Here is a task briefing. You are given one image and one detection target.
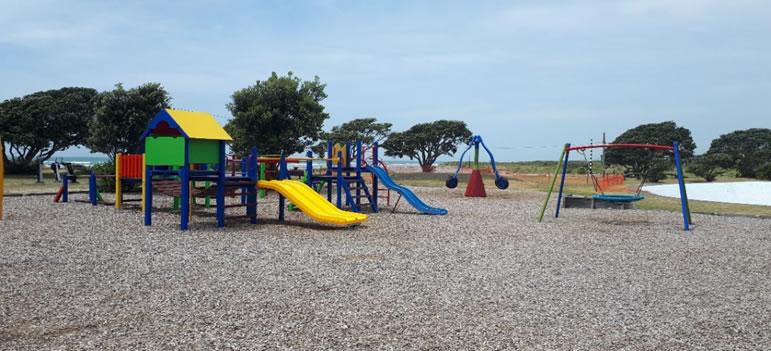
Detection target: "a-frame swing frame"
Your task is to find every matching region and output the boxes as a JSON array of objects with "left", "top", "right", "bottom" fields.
[{"left": 537, "top": 142, "right": 692, "bottom": 231}]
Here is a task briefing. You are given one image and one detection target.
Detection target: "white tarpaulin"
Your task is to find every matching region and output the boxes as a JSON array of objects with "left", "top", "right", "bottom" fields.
[{"left": 643, "top": 181, "right": 771, "bottom": 206}]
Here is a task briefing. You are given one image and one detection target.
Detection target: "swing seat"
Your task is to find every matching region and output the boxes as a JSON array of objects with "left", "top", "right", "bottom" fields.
[{"left": 592, "top": 194, "right": 645, "bottom": 203}]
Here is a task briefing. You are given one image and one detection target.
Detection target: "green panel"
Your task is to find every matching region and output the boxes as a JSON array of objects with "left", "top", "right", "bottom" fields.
[
  {"left": 145, "top": 136, "right": 185, "bottom": 166},
  {"left": 189, "top": 139, "right": 220, "bottom": 164}
]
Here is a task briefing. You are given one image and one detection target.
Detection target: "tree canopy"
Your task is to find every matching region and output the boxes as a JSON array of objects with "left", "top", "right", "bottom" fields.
[
  {"left": 312, "top": 118, "right": 392, "bottom": 156},
  {"left": 0, "top": 87, "right": 97, "bottom": 172},
  {"left": 688, "top": 153, "right": 732, "bottom": 182},
  {"left": 225, "top": 72, "right": 329, "bottom": 156},
  {"left": 604, "top": 121, "right": 695, "bottom": 181},
  {"left": 382, "top": 120, "right": 471, "bottom": 172},
  {"left": 87, "top": 83, "right": 171, "bottom": 160},
  {"left": 703, "top": 128, "right": 771, "bottom": 179}
]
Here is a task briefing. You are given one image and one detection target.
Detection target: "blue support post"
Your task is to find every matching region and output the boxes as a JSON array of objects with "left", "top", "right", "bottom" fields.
[
  {"left": 62, "top": 174, "right": 69, "bottom": 203},
  {"left": 673, "top": 141, "right": 691, "bottom": 231},
  {"left": 336, "top": 151, "right": 343, "bottom": 209},
  {"left": 216, "top": 141, "right": 226, "bottom": 228},
  {"left": 555, "top": 144, "right": 571, "bottom": 218},
  {"left": 89, "top": 172, "right": 97, "bottom": 206},
  {"left": 180, "top": 140, "right": 190, "bottom": 231},
  {"left": 144, "top": 166, "right": 153, "bottom": 226},
  {"left": 345, "top": 142, "right": 351, "bottom": 206},
  {"left": 326, "top": 140, "right": 333, "bottom": 201},
  {"left": 355, "top": 140, "right": 362, "bottom": 207},
  {"left": 247, "top": 147, "right": 258, "bottom": 224},
  {"left": 371, "top": 142, "right": 379, "bottom": 212},
  {"left": 278, "top": 153, "right": 286, "bottom": 223},
  {"left": 306, "top": 151, "right": 313, "bottom": 187}
]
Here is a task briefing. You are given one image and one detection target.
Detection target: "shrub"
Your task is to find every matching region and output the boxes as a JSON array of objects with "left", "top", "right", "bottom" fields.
[
  {"left": 688, "top": 154, "right": 731, "bottom": 182},
  {"left": 756, "top": 162, "right": 771, "bottom": 180},
  {"left": 89, "top": 161, "right": 116, "bottom": 193}
]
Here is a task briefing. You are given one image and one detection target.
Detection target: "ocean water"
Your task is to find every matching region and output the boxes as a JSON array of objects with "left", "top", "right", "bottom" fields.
[{"left": 45, "top": 156, "right": 110, "bottom": 166}]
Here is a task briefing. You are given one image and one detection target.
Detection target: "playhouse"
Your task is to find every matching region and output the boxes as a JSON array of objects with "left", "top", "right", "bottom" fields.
[{"left": 141, "top": 108, "right": 257, "bottom": 230}]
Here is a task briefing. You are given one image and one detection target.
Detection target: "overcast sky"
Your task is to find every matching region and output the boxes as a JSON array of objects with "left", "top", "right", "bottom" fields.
[{"left": 2, "top": 0, "right": 769, "bottom": 161}]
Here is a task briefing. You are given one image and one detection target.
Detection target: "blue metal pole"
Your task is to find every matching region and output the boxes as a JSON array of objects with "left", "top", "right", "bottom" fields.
[
  {"left": 555, "top": 144, "right": 571, "bottom": 218},
  {"left": 336, "top": 151, "right": 343, "bottom": 209},
  {"left": 372, "top": 142, "right": 379, "bottom": 212},
  {"left": 216, "top": 141, "right": 226, "bottom": 228},
  {"left": 326, "top": 140, "right": 333, "bottom": 201},
  {"left": 180, "top": 140, "right": 190, "bottom": 231},
  {"left": 248, "top": 147, "right": 258, "bottom": 224},
  {"left": 345, "top": 141, "right": 352, "bottom": 207},
  {"left": 355, "top": 140, "right": 362, "bottom": 208},
  {"left": 673, "top": 141, "right": 691, "bottom": 231},
  {"left": 144, "top": 165, "right": 152, "bottom": 226},
  {"left": 62, "top": 174, "right": 69, "bottom": 203},
  {"left": 89, "top": 172, "right": 97, "bottom": 206},
  {"left": 306, "top": 150, "right": 313, "bottom": 186},
  {"left": 278, "top": 153, "right": 286, "bottom": 223}
]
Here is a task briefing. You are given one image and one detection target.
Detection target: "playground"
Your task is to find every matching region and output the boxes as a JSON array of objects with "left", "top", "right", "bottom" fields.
[
  {"left": 1, "top": 188, "right": 770, "bottom": 349},
  {"left": 2, "top": 112, "right": 770, "bottom": 349}
]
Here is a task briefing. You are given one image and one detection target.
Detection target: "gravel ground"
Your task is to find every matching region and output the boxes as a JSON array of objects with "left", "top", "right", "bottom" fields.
[{"left": 1, "top": 188, "right": 770, "bottom": 350}]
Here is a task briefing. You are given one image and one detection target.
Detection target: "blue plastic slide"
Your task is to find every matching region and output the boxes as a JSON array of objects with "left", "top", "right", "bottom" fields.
[{"left": 366, "top": 165, "right": 448, "bottom": 215}]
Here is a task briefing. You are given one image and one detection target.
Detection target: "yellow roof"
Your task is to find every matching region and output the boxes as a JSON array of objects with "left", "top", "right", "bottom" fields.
[{"left": 165, "top": 109, "right": 233, "bottom": 141}]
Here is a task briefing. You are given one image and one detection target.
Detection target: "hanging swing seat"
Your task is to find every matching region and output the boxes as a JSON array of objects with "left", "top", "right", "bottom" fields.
[{"left": 592, "top": 193, "right": 645, "bottom": 202}]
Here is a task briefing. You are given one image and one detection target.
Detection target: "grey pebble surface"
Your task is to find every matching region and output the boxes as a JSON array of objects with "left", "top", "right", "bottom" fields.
[{"left": 1, "top": 188, "right": 770, "bottom": 350}]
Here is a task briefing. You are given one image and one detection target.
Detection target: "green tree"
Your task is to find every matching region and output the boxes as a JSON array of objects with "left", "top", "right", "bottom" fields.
[
  {"left": 87, "top": 83, "right": 171, "bottom": 161},
  {"left": 0, "top": 87, "right": 97, "bottom": 173},
  {"left": 756, "top": 162, "right": 771, "bottom": 180},
  {"left": 688, "top": 153, "right": 732, "bottom": 182},
  {"left": 382, "top": 120, "right": 472, "bottom": 172},
  {"left": 604, "top": 121, "right": 696, "bottom": 182},
  {"left": 312, "top": 118, "right": 392, "bottom": 156},
  {"left": 225, "top": 72, "right": 329, "bottom": 156},
  {"left": 704, "top": 128, "right": 771, "bottom": 178}
]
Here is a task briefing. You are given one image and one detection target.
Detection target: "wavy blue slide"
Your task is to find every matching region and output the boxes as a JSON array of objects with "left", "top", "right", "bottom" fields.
[{"left": 366, "top": 165, "right": 448, "bottom": 215}]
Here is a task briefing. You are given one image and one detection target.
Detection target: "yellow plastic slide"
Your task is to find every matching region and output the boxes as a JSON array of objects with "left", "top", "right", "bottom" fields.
[{"left": 257, "top": 180, "right": 368, "bottom": 226}]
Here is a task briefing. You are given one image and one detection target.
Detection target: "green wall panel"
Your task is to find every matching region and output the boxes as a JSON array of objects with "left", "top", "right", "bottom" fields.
[
  {"left": 145, "top": 136, "right": 185, "bottom": 166},
  {"left": 189, "top": 139, "right": 220, "bottom": 165}
]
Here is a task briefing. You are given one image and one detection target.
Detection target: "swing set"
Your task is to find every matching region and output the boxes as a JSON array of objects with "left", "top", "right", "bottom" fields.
[
  {"left": 538, "top": 142, "right": 692, "bottom": 231},
  {"left": 574, "top": 145, "right": 657, "bottom": 203}
]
